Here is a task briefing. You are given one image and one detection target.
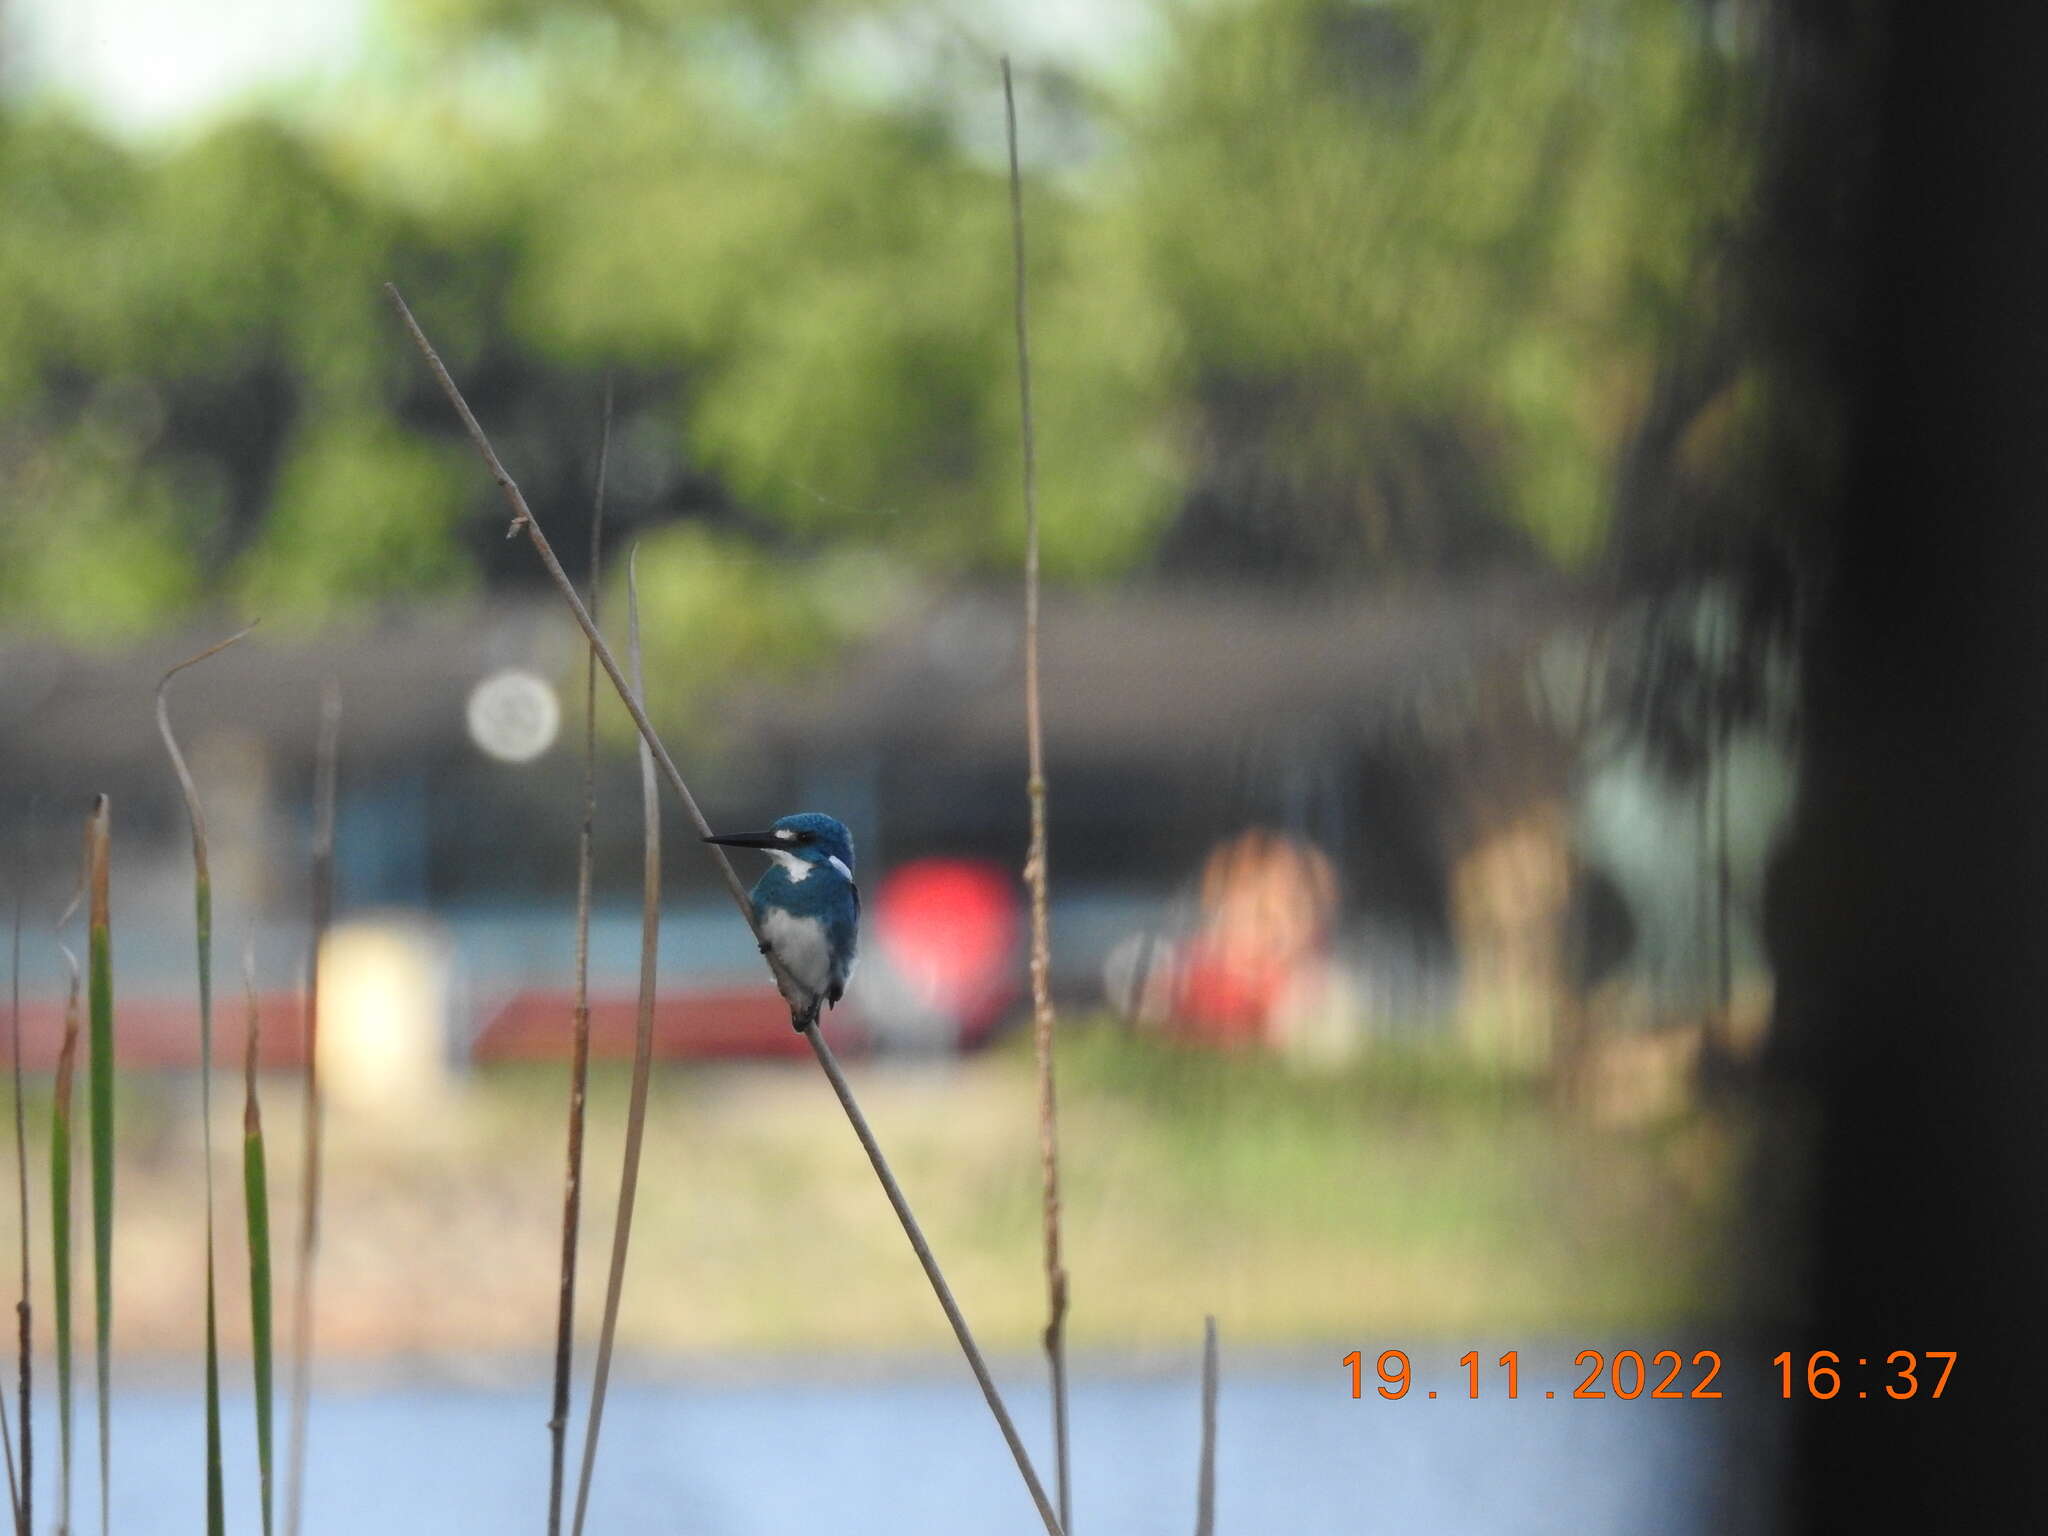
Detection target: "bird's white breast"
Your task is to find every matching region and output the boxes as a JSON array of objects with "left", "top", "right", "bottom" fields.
[{"left": 761, "top": 906, "right": 833, "bottom": 996}]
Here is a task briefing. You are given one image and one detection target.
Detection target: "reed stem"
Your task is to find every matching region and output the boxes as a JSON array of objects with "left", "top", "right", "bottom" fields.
[
  {"left": 549, "top": 380, "right": 611, "bottom": 1536},
  {"left": 387, "top": 283, "right": 1066, "bottom": 1536},
  {"left": 158, "top": 626, "right": 254, "bottom": 1536},
  {"left": 568, "top": 550, "right": 659, "bottom": 1536},
  {"left": 1002, "top": 55, "right": 1073, "bottom": 1534}
]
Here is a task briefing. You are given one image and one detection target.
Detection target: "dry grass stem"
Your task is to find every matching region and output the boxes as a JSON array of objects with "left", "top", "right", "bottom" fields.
[
  {"left": 386, "top": 282, "right": 1065, "bottom": 1536},
  {"left": 568, "top": 549, "right": 659, "bottom": 1536},
  {"left": 1002, "top": 55, "right": 1073, "bottom": 1532},
  {"left": 550, "top": 378, "right": 611, "bottom": 1536},
  {"left": 157, "top": 625, "right": 255, "bottom": 1536}
]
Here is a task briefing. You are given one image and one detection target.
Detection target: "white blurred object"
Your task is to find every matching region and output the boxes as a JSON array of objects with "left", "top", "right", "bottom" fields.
[
  {"left": 465, "top": 669, "right": 560, "bottom": 764},
  {"left": 1268, "top": 961, "right": 1368, "bottom": 1070},
  {"left": 318, "top": 916, "right": 454, "bottom": 1113}
]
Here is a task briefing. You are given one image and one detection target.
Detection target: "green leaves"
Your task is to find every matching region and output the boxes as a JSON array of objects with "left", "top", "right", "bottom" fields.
[
  {"left": 236, "top": 417, "right": 472, "bottom": 622},
  {"left": 1134, "top": 0, "right": 1753, "bottom": 568},
  {"left": 0, "top": 0, "right": 1761, "bottom": 635}
]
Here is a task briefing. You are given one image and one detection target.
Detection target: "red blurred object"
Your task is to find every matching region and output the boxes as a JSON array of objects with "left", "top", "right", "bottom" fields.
[
  {"left": 1, "top": 995, "right": 308, "bottom": 1070},
  {"left": 1168, "top": 939, "right": 1290, "bottom": 1043},
  {"left": 872, "top": 857, "right": 1019, "bottom": 1042},
  {"left": 473, "top": 986, "right": 862, "bottom": 1061}
]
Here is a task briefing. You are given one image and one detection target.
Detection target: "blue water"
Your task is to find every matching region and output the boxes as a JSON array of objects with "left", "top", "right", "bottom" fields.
[{"left": 33, "top": 1354, "right": 1790, "bottom": 1534}]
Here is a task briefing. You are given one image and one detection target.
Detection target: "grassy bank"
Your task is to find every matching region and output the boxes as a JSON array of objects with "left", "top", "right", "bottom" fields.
[{"left": 3, "top": 1024, "right": 1791, "bottom": 1363}]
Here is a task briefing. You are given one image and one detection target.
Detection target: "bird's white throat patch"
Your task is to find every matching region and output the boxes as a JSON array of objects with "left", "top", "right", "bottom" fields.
[{"left": 768, "top": 849, "right": 852, "bottom": 884}]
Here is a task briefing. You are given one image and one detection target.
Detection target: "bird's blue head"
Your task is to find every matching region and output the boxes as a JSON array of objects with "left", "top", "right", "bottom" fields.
[{"left": 703, "top": 811, "right": 855, "bottom": 880}]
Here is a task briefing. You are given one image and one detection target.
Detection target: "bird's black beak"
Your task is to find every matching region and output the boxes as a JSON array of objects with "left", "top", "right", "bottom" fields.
[{"left": 702, "top": 830, "right": 784, "bottom": 850}]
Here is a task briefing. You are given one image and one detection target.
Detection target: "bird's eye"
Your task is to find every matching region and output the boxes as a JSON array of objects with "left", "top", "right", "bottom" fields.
[{"left": 796, "top": 830, "right": 815, "bottom": 844}]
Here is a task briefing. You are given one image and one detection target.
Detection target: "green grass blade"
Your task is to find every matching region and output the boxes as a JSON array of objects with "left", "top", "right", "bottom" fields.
[
  {"left": 51, "top": 934, "right": 79, "bottom": 1536},
  {"left": 243, "top": 950, "right": 275, "bottom": 1536},
  {"left": 158, "top": 628, "right": 250, "bottom": 1536},
  {"left": 84, "top": 798, "right": 113, "bottom": 1536}
]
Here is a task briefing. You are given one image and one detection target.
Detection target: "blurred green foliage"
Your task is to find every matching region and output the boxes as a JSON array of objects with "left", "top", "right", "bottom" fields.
[{"left": 0, "top": 0, "right": 1760, "bottom": 662}]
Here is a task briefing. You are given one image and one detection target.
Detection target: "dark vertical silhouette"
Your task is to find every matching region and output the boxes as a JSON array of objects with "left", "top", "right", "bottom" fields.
[{"left": 1771, "top": 5, "right": 2048, "bottom": 1526}]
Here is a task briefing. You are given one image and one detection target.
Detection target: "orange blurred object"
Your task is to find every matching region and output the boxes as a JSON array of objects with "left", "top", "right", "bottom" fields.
[{"left": 1170, "top": 829, "right": 1339, "bottom": 1043}]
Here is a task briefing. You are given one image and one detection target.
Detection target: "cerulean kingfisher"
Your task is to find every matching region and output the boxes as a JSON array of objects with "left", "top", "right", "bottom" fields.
[{"left": 703, "top": 811, "right": 859, "bottom": 1031}]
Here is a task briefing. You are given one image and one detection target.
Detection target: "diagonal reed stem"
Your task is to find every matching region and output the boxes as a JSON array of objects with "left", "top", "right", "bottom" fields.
[
  {"left": 1002, "top": 55, "right": 1073, "bottom": 1535},
  {"left": 386, "top": 282, "right": 1066, "bottom": 1536},
  {"left": 568, "top": 550, "right": 659, "bottom": 1536},
  {"left": 157, "top": 625, "right": 256, "bottom": 1536},
  {"left": 549, "top": 379, "right": 611, "bottom": 1536},
  {"left": 283, "top": 682, "right": 340, "bottom": 1536}
]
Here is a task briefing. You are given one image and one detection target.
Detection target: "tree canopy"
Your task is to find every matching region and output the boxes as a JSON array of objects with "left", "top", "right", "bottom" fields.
[{"left": 0, "top": 0, "right": 1771, "bottom": 680}]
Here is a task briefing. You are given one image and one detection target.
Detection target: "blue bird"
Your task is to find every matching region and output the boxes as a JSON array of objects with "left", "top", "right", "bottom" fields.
[{"left": 703, "top": 812, "right": 859, "bottom": 1031}]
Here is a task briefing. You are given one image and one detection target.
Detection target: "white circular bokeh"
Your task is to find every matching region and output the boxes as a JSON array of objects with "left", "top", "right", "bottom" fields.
[{"left": 466, "top": 668, "right": 561, "bottom": 763}]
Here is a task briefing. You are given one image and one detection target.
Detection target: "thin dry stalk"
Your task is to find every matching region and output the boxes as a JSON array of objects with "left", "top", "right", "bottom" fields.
[
  {"left": 1195, "top": 1317, "right": 1218, "bottom": 1536},
  {"left": 157, "top": 625, "right": 254, "bottom": 1536},
  {"left": 386, "top": 283, "right": 1065, "bottom": 1536},
  {"left": 568, "top": 550, "right": 658, "bottom": 1536},
  {"left": 8, "top": 892, "right": 27, "bottom": 1536},
  {"left": 549, "top": 379, "right": 611, "bottom": 1536},
  {"left": 283, "top": 682, "right": 339, "bottom": 1536},
  {"left": 1001, "top": 55, "right": 1073, "bottom": 1534}
]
